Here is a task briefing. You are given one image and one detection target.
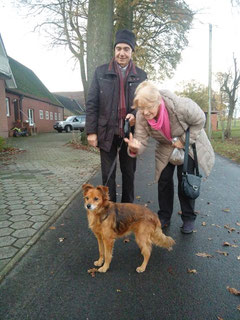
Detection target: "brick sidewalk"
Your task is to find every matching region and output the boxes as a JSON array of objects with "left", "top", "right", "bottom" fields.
[{"left": 0, "top": 132, "right": 100, "bottom": 281}]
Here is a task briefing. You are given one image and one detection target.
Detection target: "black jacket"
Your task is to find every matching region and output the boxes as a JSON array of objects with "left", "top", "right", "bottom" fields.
[{"left": 86, "top": 60, "right": 147, "bottom": 152}]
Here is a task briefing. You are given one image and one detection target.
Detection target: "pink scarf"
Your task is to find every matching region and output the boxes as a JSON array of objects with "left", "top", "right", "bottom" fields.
[{"left": 147, "top": 99, "right": 172, "bottom": 141}]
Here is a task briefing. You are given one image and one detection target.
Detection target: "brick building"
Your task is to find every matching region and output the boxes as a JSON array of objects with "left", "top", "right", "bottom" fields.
[{"left": 0, "top": 34, "right": 63, "bottom": 138}]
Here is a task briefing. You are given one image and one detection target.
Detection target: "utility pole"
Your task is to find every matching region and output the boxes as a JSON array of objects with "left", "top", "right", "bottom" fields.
[{"left": 208, "top": 24, "right": 212, "bottom": 139}]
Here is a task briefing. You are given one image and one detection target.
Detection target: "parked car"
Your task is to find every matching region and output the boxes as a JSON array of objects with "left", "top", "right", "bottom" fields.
[{"left": 53, "top": 115, "right": 86, "bottom": 133}]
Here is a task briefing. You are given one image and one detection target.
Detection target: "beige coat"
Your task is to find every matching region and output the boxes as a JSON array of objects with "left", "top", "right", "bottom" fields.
[{"left": 133, "top": 90, "right": 215, "bottom": 182}]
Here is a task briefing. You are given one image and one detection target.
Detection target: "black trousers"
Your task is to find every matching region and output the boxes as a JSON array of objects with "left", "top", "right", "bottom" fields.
[
  {"left": 100, "top": 135, "right": 136, "bottom": 203},
  {"left": 158, "top": 155, "right": 196, "bottom": 222}
]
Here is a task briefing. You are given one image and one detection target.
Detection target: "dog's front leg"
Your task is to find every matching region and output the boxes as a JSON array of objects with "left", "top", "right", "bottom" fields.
[
  {"left": 94, "top": 234, "right": 104, "bottom": 267},
  {"left": 98, "top": 238, "right": 115, "bottom": 273}
]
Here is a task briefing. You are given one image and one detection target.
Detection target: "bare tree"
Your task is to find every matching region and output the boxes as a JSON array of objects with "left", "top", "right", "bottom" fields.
[{"left": 217, "top": 55, "right": 240, "bottom": 138}]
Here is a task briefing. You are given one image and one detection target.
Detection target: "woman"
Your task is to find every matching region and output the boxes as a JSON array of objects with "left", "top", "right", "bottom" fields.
[{"left": 124, "top": 81, "right": 215, "bottom": 234}]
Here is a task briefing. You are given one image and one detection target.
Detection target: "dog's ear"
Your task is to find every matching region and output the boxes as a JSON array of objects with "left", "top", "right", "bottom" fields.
[
  {"left": 82, "top": 183, "right": 93, "bottom": 194},
  {"left": 97, "top": 185, "right": 109, "bottom": 201}
]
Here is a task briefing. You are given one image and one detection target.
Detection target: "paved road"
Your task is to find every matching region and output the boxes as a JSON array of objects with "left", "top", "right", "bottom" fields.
[{"left": 0, "top": 136, "right": 240, "bottom": 320}]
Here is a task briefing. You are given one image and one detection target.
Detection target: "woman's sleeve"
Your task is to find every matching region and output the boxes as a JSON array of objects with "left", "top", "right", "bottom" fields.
[
  {"left": 132, "top": 111, "right": 150, "bottom": 155},
  {"left": 177, "top": 96, "right": 206, "bottom": 145}
]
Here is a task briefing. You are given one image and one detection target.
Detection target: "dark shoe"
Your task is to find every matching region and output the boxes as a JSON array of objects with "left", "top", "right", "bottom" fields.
[
  {"left": 160, "top": 218, "right": 171, "bottom": 229},
  {"left": 181, "top": 220, "right": 195, "bottom": 234}
]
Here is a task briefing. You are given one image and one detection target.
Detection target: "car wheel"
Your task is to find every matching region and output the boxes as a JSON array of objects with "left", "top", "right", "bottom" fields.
[{"left": 65, "top": 126, "right": 71, "bottom": 133}]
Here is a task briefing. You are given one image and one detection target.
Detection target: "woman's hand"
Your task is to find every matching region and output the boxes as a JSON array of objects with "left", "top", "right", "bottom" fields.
[
  {"left": 124, "top": 133, "right": 141, "bottom": 153},
  {"left": 126, "top": 113, "right": 135, "bottom": 127},
  {"left": 172, "top": 139, "right": 184, "bottom": 149}
]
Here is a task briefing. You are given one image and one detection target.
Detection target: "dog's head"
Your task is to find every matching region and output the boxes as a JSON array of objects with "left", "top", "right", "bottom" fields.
[{"left": 82, "top": 183, "right": 110, "bottom": 211}]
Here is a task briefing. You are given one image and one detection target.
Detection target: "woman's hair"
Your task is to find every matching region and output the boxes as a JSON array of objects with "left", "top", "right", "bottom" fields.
[{"left": 132, "top": 81, "right": 161, "bottom": 109}]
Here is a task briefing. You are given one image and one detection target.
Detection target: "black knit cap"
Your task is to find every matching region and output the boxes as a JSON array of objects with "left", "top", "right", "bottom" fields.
[{"left": 114, "top": 29, "right": 135, "bottom": 51}]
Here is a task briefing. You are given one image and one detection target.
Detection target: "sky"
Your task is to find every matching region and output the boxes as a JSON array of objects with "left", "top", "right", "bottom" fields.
[{"left": 0, "top": 0, "right": 240, "bottom": 93}]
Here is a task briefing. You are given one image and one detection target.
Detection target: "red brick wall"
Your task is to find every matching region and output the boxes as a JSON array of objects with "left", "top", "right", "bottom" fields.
[
  {"left": 0, "top": 80, "right": 9, "bottom": 138},
  {"left": 5, "top": 92, "right": 64, "bottom": 135}
]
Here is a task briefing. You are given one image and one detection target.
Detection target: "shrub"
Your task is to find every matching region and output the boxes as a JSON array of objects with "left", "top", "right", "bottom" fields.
[{"left": 0, "top": 136, "right": 6, "bottom": 152}]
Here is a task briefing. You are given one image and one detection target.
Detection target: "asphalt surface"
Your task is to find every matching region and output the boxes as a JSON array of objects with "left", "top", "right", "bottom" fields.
[{"left": 0, "top": 134, "right": 240, "bottom": 320}]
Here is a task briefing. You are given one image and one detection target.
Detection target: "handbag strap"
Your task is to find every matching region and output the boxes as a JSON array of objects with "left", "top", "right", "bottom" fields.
[{"left": 183, "top": 128, "right": 200, "bottom": 176}]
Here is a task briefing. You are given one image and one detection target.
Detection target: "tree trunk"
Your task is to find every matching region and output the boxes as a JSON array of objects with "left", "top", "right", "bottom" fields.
[
  {"left": 115, "top": 0, "right": 133, "bottom": 30},
  {"left": 224, "top": 101, "right": 235, "bottom": 138},
  {"left": 87, "top": 0, "right": 114, "bottom": 92}
]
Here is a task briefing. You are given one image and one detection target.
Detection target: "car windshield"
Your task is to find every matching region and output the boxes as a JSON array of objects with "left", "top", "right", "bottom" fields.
[{"left": 65, "top": 116, "right": 75, "bottom": 122}]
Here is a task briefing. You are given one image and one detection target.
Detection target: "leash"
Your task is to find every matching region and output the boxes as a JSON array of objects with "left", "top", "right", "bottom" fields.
[{"left": 104, "top": 119, "right": 130, "bottom": 186}]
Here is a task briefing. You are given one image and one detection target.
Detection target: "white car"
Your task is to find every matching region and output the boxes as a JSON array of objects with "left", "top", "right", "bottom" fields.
[{"left": 54, "top": 115, "right": 86, "bottom": 133}]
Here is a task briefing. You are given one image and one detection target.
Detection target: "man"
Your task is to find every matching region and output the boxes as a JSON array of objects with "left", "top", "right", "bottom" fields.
[{"left": 86, "top": 29, "right": 147, "bottom": 202}]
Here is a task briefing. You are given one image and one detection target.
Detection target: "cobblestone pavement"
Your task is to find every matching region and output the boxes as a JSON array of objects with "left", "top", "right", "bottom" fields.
[{"left": 0, "top": 132, "right": 100, "bottom": 281}]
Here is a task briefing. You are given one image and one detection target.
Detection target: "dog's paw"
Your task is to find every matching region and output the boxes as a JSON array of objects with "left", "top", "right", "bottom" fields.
[
  {"left": 98, "top": 265, "right": 109, "bottom": 273},
  {"left": 94, "top": 259, "right": 103, "bottom": 266},
  {"left": 136, "top": 266, "right": 146, "bottom": 273}
]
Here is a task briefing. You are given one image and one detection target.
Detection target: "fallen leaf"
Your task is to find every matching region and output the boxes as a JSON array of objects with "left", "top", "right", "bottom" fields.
[
  {"left": 216, "top": 250, "right": 229, "bottom": 256},
  {"left": 202, "top": 222, "right": 207, "bottom": 226},
  {"left": 187, "top": 268, "right": 197, "bottom": 274},
  {"left": 222, "top": 208, "right": 230, "bottom": 212},
  {"left": 236, "top": 222, "right": 240, "bottom": 227},
  {"left": 116, "top": 289, "right": 121, "bottom": 292},
  {"left": 227, "top": 286, "right": 240, "bottom": 296},
  {"left": 224, "top": 225, "right": 236, "bottom": 232},
  {"left": 59, "top": 237, "right": 65, "bottom": 242},
  {"left": 49, "top": 226, "right": 56, "bottom": 230},
  {"left": 208, "top": 238, "right": 213, "bottom": 241},
  {"left": 223, "top": 242, "right": 238, "bottom": 247},
  {"left": 87, "top": 268, "right": 98, "bottom": 277},
  {"left": 237, "top": 256, "right": 240, "bottom": 260},
  {"left": 196, "top": 252, "right": 213, "bottom": 258},
  {"left": 217, "top": 317, "right": 224, "bottom": 320},
  {"left": 167, "top": 266, "right": 174, "bottom": 275},
  {"left": 212, "top": 224, "right": 221, "bottom": 228},
  {"left": 237, "top": 305, "right": 240, "bottom": 311}
]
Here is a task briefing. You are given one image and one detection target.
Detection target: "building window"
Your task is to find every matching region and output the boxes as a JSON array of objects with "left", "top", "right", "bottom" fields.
[
  {"left": 28, "top": 109, "right": 34, "bottom": 126},
  {"left": 54, "top": 112, "right": 57, "bottom": 120},
  {"left": 45, "top": 111, "right": 49, "bottom": 120},
  {"left": 39, "top": 110, "right": 44, "bottom": 119},
  {"left": 50, "top": 112, "right": 53, "bottom": 120},
  {"left": 6, "top": 97, "right": 10, "bottom": 117},
  {"left": 58, "top": 113, "right": 61, "bottom": 120}
]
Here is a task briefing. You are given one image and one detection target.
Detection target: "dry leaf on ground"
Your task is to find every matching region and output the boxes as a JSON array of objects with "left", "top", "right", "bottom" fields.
[
  {"left": 217, "top": 317, "right": 224, "bottom": 320},
  {"left": 187, "top": 268, "right": 197, "bottom": 274},
  {"left": 236, "top": 222, "right": 240, "bottom": 227},
  {"left": 223, "top": 242, "right": 238, "bottom": 247},
  {"left": 222, "top": 208, "right": 230, "bottom": 212},
  {"left": 49, "top": 226, "right": 56, "bottom": 230},
  {"left": 202, "top": 222, "right": 207, "bottom": 226},
  {"left": 216, "top": 250, "right": 229, "bottom": 256},
  {"left": 58, "top": 237, "right": 65, "bottom": 242},
  {"left": 237, "top": 256, "right": 240, "bottom": 260},
  {"left": 224, "top": 225, "right": 236, "bottom": 232},
  {"left": 227, "top": 286, "right": 240, "bottom": 296},
  {"left": 87, "top": 268, "right": 98, "bottom": 277},
  {"left": 196, "top": 252, "right": 213, "bottom": 258},
  {"left": 237, "top": 305, "right": 240, "bottom": 311}
]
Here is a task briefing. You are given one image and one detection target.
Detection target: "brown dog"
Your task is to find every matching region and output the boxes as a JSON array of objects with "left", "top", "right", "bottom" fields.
[{"left": 82, "top": 183, "right": 175, "bottom": 273}]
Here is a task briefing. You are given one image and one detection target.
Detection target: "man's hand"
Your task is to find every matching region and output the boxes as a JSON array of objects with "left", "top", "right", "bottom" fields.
[
  {"left": 124, "top": 133, "right": 141, "bottom": 153},
  {"left": 87, "top": 134, "right": 98, "bottom": 147},
  {"left": 126, "top": 113, "right": 135, "bottom": 127}
]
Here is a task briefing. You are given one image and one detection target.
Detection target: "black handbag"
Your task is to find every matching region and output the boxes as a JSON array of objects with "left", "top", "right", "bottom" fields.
[{"left": 181, "top": 128, "right": 202, "bottom": 200}]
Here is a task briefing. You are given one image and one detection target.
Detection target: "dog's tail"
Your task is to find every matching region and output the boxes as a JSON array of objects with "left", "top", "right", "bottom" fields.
[{"left": 151, "top": 227, "right": 175, "bottom": 251}]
